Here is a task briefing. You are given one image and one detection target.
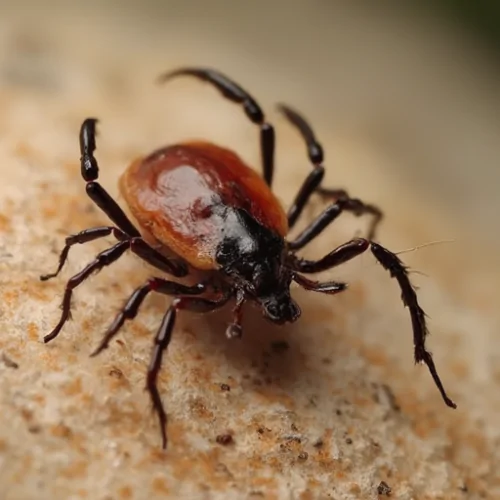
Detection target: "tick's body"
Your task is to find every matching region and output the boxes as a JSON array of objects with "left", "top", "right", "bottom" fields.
[
  {"left": 41, "top": 67, "right": 456, "bottom": 449},
  {"left": 121, "top": 142, "right": 287, "bottom": 270}
]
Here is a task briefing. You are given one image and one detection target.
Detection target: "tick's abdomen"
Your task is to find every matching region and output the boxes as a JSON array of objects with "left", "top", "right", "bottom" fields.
[{"left": 120, "top": 141, "right": 288, "bottom": 269}]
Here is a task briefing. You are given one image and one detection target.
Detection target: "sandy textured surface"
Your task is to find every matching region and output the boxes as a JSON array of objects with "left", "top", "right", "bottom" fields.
[{"left": 1, "top": 2, "right": 500, "bottom": 499}]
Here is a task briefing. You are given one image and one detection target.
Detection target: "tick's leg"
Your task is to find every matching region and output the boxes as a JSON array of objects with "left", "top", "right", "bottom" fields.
[
  {"left": 41, "top": 225, "right": 187, "bottom": 281},
  {"left": 44, "top": 237, "right": 190, "bottom": 343},
  {"left": 158, "top": 68, "right": 275, "bottom": 186},
  {"left": 292, "top": 273, "right": 347, "bottom": 295},
  {"left": 290, "top": 238, "right": 456, "bottom": 409},
  {"left": 40, "top": 226, "right": 127, "bottom": 281},
  {"left": 44, "top": 241, "right": 129, "bottom": 343},
  {"left": 370, "top": 242, "right": 456, "bottom": 409},
  {"left": 290, "top": 238, "right": 370, "bottom": 273},
  {"left": 318, "top": 188, "right": 383, "bottom": 241},
  {"left": 279, "top": 105, "right": 383, "bottom": 238},
  {"left": 80, "top": 118, "right": 141, "bottom": 236},
  {"left": 225, "top": 289, "right": 245, "bottom": 339},
  {"left": 278, "top": 104, "right": 325, "bottom": 228},
  {"left": 146, "top": 295, "right": 232, "bottom": 449},
  {"left": 288, "top": 199, "right": 351, "bottom": 251},
  {"left": 288, "top": 195, "right": 383, "bottom": 251},
  {"left": 90, "top": 278, "right": 206, "bottom": 357},
  {"left": 316, "top": 188, "right": 348, "bottom": 199}
]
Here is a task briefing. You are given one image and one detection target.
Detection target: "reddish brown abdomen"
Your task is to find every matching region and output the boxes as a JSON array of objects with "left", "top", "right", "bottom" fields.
[{"left": 119, "top": 141, "right": 288, "bottom": 270}]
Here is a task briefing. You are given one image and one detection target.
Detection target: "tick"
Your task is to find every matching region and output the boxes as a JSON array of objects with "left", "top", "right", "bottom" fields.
[{"left": 41, "top": 67, "right": 456, "bottom": 448}]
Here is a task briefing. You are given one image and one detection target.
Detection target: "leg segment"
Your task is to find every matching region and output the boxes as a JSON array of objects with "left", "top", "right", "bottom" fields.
[
  {"left": 278, "top": 105, "right": 383, "bottom": 238},
  {"left": 40, "top": 226, "right": 127, "bottom": 281},
  {"left": 288, "top": 199, "right": 348, "bottom": 251},
  {"left": 158, "top": 68, "right": 276, "bottom": 186},
  {"left": 79, "top": 118, "right": 141, "bottom": 237},
  {"left": 289, "top": 238, "right": 456, "bottom": 409},
  {"left": 90, "top": 278, "right": 206, "bottom": 357},
  {"left": 278, "top": 105, "right": 325, "bottom": 228},
  {"left": 370, "top": 243, "right": 456, "bottom": 409},
  {"left": 292, "top": 273, "right": 347, "bottom": 295},
  {"left": 316, "top": 187, "right": 348, "bottom": 199},
  {"left": 44, "top": 236, "right": 189, "bottom": 343},
  {"left": 291, "top": 238, "right": 369, "bottom": 273},
  {"left": 225, "top": 288, "right": 245, "bottom": 339},
  {"left": 41, "top": 226, "right": 187, "bottom": 281},
  {"left": 44, "top": 241, "right": 129, "bottom": 343},
  {"left": 319, "top": 188, "right": 383, "bottom": 241},
  {"left": 146, "top": 295, "right": 232, "bottom": 448},
  {"left": 288, "top": 197, "right": 383, "bottom": 251}
]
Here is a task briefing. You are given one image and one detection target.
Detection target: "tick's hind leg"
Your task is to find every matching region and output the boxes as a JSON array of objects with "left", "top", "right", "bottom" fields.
[
  {"left": 40, "top": 226, "right": 126, "bottom": 281},
  {"left": 44, "top": 241, "right": 130, "bottom": 343},
  {"left": 158, "top": 68, "right": 276, "bottom": 186},
  {"left": 42, "top": 223, "right": 187, "bottom": 282},
  {"left": 44, "top": 237, "right": 189, "bottom": 343},
  {"left": 146, "top": 295, "right": 231, "bottom": 448},
  {"left": 90, "top": 280, "right": 230, "bottom": 448},
  {"left": 278, "top": 104, "right": 383, "bottom": 239},
  {"left": 90, "top": 278, "right": 206, "bottom": 357}
]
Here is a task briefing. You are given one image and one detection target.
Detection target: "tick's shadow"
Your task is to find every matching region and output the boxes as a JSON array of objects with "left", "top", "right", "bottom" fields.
[{"left": 149, "top": 287, "right": 341, "bottom": 390}]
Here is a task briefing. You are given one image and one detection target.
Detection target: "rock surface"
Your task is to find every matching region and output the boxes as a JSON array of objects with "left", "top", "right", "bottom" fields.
[{"left": 0, "top": 2, "right": 499, "bottom": 499}]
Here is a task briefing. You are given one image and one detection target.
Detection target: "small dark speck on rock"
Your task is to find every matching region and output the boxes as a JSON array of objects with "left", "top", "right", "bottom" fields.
[
  {"left": 307, "top": 395, "right": 318, "bottom": 407},
  {"left": 377, "top": 481, "right": 392, "bottom": 496},
  {"left": 284, "top": 435, "right": 301, "bottom": 443},
  {"left": 249, "top": 492, "right": 264, "bottom": 498},
  {"left": 216, "top": 433, "right": 234, "bottom": 446},
  {"left": 381, "top": 384, "right": 401, "bottom": 412},
  {"left": 109, "top": 368, "right": 123, "bottom": 379},
  {"left": 298, "top": 452, "right": 308, "bottom": 460},
  {"left": 1, "top": 352, "right": 19, "bottom": 369},
  {"left": 336, "top": 409, "right": 342, "bottom": 416},
  {"left": 313, "top": 438, "right": 324, "bottom": 448},
  {"left": 220, "top": 383, "right": 231, "bottom": 391},
  {"left": 215, "top": 462, "right": 233, "bottom": 477},
  {"left": 345, "top": 437, "right": 353, "bottom": 445},
  {"left": 270, "top": 340, "right": 289, "bottom": 354},
  {"left": 459, "top": 484, "right": 468, "bottom": 493}
]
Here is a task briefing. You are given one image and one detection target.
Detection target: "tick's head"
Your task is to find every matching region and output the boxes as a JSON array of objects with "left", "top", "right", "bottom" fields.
[
  {"left": 244, "top": 256, "right": 301, "bottom": 324},
  {"left": 215, "top": 208, "right": 301, "bottom": 324},
  {"left": 257, "top": 289, "right": 301, "bottom": 324}
]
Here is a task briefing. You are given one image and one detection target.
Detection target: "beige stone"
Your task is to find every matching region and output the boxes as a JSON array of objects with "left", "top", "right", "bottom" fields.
[{"left": 1, "top": 2, "right": 499, "bottom": 499}]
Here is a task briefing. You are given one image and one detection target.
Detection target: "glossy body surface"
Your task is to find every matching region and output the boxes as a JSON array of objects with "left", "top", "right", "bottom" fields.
[{"left": 120, "top": 141, "right": 288, "bottom": 270}]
